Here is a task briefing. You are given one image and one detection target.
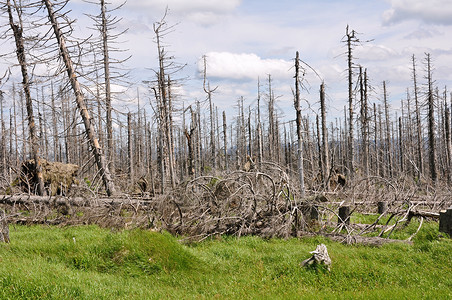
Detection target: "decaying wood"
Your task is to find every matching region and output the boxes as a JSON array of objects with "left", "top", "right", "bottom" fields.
[
  {"left": 301, "top": 244, "right": 331, "bottom": 270},
  {"left": 325, "top": 234, "right": 413, "bottom": 246}
]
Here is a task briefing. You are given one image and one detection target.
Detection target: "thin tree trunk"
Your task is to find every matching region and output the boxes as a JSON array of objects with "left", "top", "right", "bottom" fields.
[
  {"left": 425, "top": 54, "right": 437, "bottom": 184},
  {"left": 7, "top": 0, "right": 45, "bottom": 195},
  {"left": 127, "top": 112, "right": 133, "bottom": 183},
  {"left": 412, "top": 55, "right": 424, "bottom": 178},
  {"left": 222, "top": 111, "right": 228, "bottom": 170},
  {"left": 383, "top": 81, "right": 393, "bottom": 178},
  {"left": 346, "top": 26, "right": 355, "bottom": 180},
  {"left": 294, "top": 51, "right": 305, "bottom": 198},
  {"left": 320, "top": 83, "right": 329, "bottom": 188}
]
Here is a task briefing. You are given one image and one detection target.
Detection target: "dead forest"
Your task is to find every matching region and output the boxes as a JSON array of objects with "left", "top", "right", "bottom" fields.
[{"left": 0, "top": 1, "right": 451, "bottom": 242}]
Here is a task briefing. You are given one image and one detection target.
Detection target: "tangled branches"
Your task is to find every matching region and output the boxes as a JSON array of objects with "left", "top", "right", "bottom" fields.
[{"left": 162, "top": 162, "right": 316, "bottom": 240}]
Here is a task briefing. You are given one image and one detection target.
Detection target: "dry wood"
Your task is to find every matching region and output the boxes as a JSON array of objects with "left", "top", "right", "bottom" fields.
[
  {"left": 43, "top": 0, "right": 115, "bottom": 196},
  {"left": 301, "top": 244, "right": 331, "bottom": 270}
]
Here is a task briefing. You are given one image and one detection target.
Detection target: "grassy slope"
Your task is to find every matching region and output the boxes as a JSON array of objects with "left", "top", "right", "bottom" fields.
[{"left": 0, "top": 221, "right": 451, "bottom": 299}]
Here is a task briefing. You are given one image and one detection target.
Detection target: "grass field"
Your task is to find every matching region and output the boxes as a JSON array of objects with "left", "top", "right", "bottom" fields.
[{"left": 0, "top": 219, "right": 451, "bottom": 299}]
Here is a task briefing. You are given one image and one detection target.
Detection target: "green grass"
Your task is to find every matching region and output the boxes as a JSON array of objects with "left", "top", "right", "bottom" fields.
[{"left": 0, "top": 223, "right": 451, "bottom": 299}]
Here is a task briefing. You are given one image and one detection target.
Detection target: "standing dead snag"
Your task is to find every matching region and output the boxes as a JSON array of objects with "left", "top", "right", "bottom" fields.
[
  {"left": 43, "top": 0, "right": 115, "bottom": 196},
  {"left": 425, "top": 53, "right": 438, "bottom": 184},
  {"left": 7, "top": 0, "right": 45, "bottom": 196},
  {"left": 301, "top": 244, "right": 331, "bottom": 271},
  {"left": 294, "top": 51, "right": 306, "bottom": 198}
]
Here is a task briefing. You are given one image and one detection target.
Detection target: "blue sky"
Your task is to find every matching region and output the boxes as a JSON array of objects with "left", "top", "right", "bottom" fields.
[{"left": 4, "top": 0, "right": 452, "bottom": 123}]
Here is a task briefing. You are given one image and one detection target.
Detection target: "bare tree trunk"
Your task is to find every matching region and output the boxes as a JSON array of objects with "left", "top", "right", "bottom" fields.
[
  {"left": 412, "top": 55, "right": 424, "bottom": 178},
  {"left": 202, "top": 55, "right": 217, "bottom": 170},
  {"left": 43, "top": 0, "right": 115, "bottom": 196},
  {"left": 7, "top": 0, "right": 45, "bottom": 196},
  {"left": 99, "top": 0, "right": 115, "bottom": 173},
  {"left": 257, "top": 79, "right": 263, "bottom": 164},
  {"left": 320, "top": 83, "right": 329, "bottom": 188},
  {"left": 445, "top": 90, "right": 452, "bottom": 184},
  {"left": 425, "top": 53, "right": 437, "bottom": 184},
  {"left": 346, "top": 26, "right": 355, "bottom": 180},
  {"left": 360, "top": 68, "right": 369, "bottom": 177},
  {"left": 294, "top": 51, "right": 305, "bottom": 198},
  {"left": 383, "top": 81, "right": 393, "bottom": 178},
  {"left": 222, "top": 111, "right": 228, "bottom": 170},
  {"left": 127, "top": 112, "right": 133, "bottom": 183}
]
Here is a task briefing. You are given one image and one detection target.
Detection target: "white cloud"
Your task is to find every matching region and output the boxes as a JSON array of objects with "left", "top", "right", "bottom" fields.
[
  {"left": 199, "top": 52, "right": 293, "bottom": 80},
  {"left": 97, "top": 0, "right": 241, "bottom": 25},
  {"left": 354, "top": 44, "right": 399, "bottom": 61},
  {"left": 383, "top": 0, "right": 452, "bottom": 25},
  {"left": 404, "top": 27, "right": 443, "bottom": 40}
]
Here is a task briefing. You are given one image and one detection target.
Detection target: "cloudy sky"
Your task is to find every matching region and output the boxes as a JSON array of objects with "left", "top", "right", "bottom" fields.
[{"left": 14, "top": 0, "right": 452, "bottom": 121}]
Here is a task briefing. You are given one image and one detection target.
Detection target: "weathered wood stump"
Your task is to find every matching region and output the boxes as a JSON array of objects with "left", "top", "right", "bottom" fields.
[
  {"left": 0, "top": 209, "right": 9, "bottom": 243},
  {"left": 439, "top": 206, "right": 452, "bottom": 237},
  {"left": 338, "top": 206, "right": 350, "bottom": 225},
  {"left": 301, "top": 244, "right": 331, "bottom": 271},
  {"left": 378, "top": 201, "right": 388, "bottom": 214}
]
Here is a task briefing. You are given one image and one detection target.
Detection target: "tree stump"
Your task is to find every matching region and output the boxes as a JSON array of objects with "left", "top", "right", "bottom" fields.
[
  {"left": 310, "top": 205, "right": 319, "bottom": 221},
  {"left": 439, "top": 207, "right": 452, "bottom": 237},
  {"left": 301, "top": 244, "right": 331, "bottom": 271},
  {"left": 0, "top": 209, "right": 9, "bottom": 243},
  {"left": 377, "top": 201, "right": 388, "bottom": 214},
  {"left": 338, "top": 206, "right": 350, "bottom": 225}
]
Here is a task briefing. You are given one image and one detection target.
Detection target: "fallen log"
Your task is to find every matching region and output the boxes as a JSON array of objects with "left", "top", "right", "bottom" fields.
[
  {"left": 0, "top": 194, "right": 155, "bottom": 208},
  {"left": 325, "top": 233, "right": 413, "bottom": 246},
  {"left": 409, "top": 210, "right": 440, "bottom": 219}
]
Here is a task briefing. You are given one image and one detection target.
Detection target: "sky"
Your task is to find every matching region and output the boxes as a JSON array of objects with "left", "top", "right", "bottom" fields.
[{"left": 4, "top": 0, "right": 452, "bottom": 124}]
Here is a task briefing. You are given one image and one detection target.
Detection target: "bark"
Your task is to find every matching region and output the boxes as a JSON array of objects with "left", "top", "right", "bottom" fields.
[
  {"left": 43, "top": 0, "right": 115, "bottom": 196},
  {"left": 127, "top": 112, "right": 133, "bottom": 183},
  {"left": 223, "top": 111, "right": 228, "bottom": 170},
  {"left": 100, "top": 0, "right": 114, "bottom": 173},
  {"left": 426, "top": 54, "right": 437, "bottom": 184},
  {"left": 412, "top": 55, "right": 424, "bottom": 177},
  {"left": 346, "top": 26, "right": 355, "bottom": 180},
  {"left": 445, "top": 91, "right": 452, "bottom": 184},
  {"left": 320, "top": 83, "right": 329, "bottom": 188},
  {"left": 257, "top": 79, "right": 263, "bottom": 163},
  {"left": 294, "top": 51, "right": 305, "bottom": 198},
  {"left": 383, "top": 81, "right": 393, "bottom": 177},
  {"left": 7, "top": 0, "right": 45, "bottom": 196}
]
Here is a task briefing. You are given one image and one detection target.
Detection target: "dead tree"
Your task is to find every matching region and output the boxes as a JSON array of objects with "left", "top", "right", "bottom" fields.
[
  {"left": 360, "top": 67, "right": 369, "bottom": 177},
  {"left": 344, "top": 25, "right": 359, "bottom": 180},
  {"left": 202, "top": 55, "right": 218, "bottom": 170},
  {"left": 412, "top": 55, "right": 424, "bottom": 178},
  {"left": 85, "top": 0, "right": 130, "bottom": 173},
  {"left": 294, "top": 51, "right": 305, "bottom": 198},
  {"left": 320, "top": 83, "right": 329, "bottom": 188},
  {"left": 43, "top": 0, "right": 115, "bottom": 196},
  {"left": 444, "top": 88, "right": 451, "bottom": 183},
  {"left": 383, "top": 81, "right": 393, "bottom": 177},
  {"left": 223, "top": 110, "right": 228, "bottom": 170},
  {"left": 425, "top": 53, "right": 437, "bottom": 184},
  {"left": 256, "top": 79, "right": 263, "bottom": 163},
  {"left": 152, "top": 11, "right": 177, "bottom": 189},
  {"left": 7, "top": 0, "right": 45, "bottom": 195}
]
